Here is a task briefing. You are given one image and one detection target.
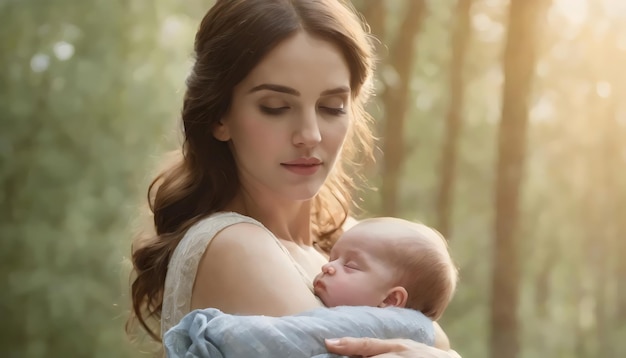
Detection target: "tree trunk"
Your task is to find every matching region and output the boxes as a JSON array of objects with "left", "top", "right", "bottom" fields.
[
  {"left": 380, "top": 0, "right": 426, "bottom": 216},
  {"left": 533, "top": 246, "right": 555, "bottom": 319},
  {"left": 616, "top": 199, "right": 626, "bottom": 356},
  {"left": 582, "top": 16, "right": 622, "bottom": 357},
  {"left": 616, "top": 175, "right": 626, "bottom": 354},
  {"left": 606, "top": 24, "right": 626, "bottom": 357},
  {"left": 435, "top": 0, "right": 472, "bottom": 239},
  {"left": 596, "top": 36, "right": 621, "bottom": 358},
  {"left": 579, "top": 91, "right": 614, "bottom": 358},
  {"left": 489, "top": 1, "right": 547, "bottom": 358}
]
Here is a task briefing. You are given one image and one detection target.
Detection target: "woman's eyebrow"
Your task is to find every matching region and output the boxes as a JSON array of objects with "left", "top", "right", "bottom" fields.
[
  {"left": 249, "top": 83, "right": 300, "bottom": 96},
  {"left": 248, "top": 84, "right": 350, "bottom": 97},
  {"left": 320, "top": 86, "right": 350, "bottom": 96}
]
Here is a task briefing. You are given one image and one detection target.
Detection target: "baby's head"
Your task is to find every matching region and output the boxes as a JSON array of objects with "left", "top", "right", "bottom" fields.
[{"left": 313, "top": 217, "right": 457, "bottom": 320}]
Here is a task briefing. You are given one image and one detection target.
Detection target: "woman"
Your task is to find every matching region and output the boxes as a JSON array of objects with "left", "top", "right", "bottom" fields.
[{"left": 128, "top": 0, "right": 460, "bottom": 356}]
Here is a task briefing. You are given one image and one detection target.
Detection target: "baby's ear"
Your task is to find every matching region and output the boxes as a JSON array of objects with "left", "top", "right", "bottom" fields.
[{"left": 379, "top": 286, "right": 408, "bottom": 308}]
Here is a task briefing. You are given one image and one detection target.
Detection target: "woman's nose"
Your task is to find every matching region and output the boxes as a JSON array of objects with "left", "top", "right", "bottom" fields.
[
  {"left": 321, "top": 262, "right": 336, "bottom": 275},
  {"left": 293, "top": 110, "right": 322, "bottom": 147}
]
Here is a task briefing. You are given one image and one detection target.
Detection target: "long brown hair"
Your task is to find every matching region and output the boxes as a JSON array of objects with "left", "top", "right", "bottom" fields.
[{"left": 127, "top": 0, "right": 376, "bottom": 341}]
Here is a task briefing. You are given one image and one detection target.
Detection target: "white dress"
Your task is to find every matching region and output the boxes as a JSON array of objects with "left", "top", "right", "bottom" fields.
[{"left": 160, "top": 212, "right": 315, "bottom": 336}]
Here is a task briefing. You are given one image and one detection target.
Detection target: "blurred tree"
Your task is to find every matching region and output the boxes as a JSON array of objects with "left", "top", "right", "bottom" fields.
[
  {"left": 435, "top": 0, "right": 473, "bottom": 239},
  {"left": 582, "top": 14, "right": 623, "bottom": 357},
  {"left": 362, "top": 0, "right": 426, "bottom": 216},
  {"left": 614, "top": 29, "right": 626, "bottom": 350},
  {"left": 359, "top": 0, "right": 384, "bottom": 40},
  {"left": 379, "top": 0, "right": 427, "bottom": 216},
  {"left": 490, "top": 1, "right": 550, "bottom": 358},
  {"left": 0, "top": 0, "right": 185, "bottom": 356}
]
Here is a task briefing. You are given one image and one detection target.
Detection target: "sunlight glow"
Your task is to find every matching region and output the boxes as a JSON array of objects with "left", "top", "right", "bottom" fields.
[
  {"left": 53, "top": 41, "right": 75, "bottom": 61},
  {"left": 618, "top": 108, "right": 626, "bottom": 127},
  {"left": 30, "top": 54, "right": 50, "bottom": 73},
  {"left": 472, "top": 13, "right": 504, "bottom": 43},
  {"left": 530, "top": 95, "right": 556, "bottom": 123},
  {"left": 554, "top": 0, "right": 588, "bottom": 25},
  {"left": 618, "top": 35, "right": 626, "bottom": 51},
  {"left": 595, "top": 81, "right": 612, "bottom": 98},
  {"left": 578, "top": 294, "right": 595, "bottom": 330},
  {"left": 602, "top": 0, "right": 626, "bottom": 19},
  {"left": 160, "top": 15, "right": 185, "bottom": 46}
]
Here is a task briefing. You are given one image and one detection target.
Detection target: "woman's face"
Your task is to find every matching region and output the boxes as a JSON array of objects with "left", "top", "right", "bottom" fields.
[{"left": 215, "top": 31, "right": 352, "bottom": 201}]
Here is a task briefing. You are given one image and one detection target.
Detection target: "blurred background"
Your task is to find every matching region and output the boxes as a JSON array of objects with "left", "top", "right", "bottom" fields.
[{"left": 1, "top": 0, "right": 625, "bottom": 357}]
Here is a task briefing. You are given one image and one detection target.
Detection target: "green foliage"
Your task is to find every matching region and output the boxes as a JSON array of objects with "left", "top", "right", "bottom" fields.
[{"left": 0, "top": 0, "right": 199, "bottom": 356}]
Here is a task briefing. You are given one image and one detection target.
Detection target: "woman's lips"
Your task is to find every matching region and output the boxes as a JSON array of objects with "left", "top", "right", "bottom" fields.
[
  {"left": 281, "top": 163, "right": 321, "bottom": 176},
  {"left": 280, "top": 158, "right": 322, "bottom": 176},
  {"left": 282, "top": 157, "right": 322, "bottom": 166}
]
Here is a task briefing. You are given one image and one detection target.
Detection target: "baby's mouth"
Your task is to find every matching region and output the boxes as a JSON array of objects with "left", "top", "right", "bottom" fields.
[{"left": 313, "top": 279, "right": 326, "bottom": 292}]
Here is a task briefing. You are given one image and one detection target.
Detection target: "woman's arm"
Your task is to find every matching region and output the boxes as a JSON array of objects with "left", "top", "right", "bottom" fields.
[
  {"left": 325, "top": 337, "right": 462, "bottom": 358},
  {"left": 165, "top": 306, "right": 435, "bottom": 357},
  {"left": 191, "top": 222, "right": 322, "bottom": 316},
  {"left": 433, "top": 321, "right": 451, "bottom": 350}
]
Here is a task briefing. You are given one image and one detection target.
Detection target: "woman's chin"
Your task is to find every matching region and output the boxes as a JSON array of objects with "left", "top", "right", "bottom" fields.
[{"left": 283, "top": 185, "right": 325, "bottom": 202}]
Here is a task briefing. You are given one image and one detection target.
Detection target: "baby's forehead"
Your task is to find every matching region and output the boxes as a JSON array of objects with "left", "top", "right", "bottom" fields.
[
  {"left": 333, "top": 228, "right": 383, "bottom": 253},
  {"left": 342, "top": 219, "right": 443, "bottom": 251},
  {"left": 347, "top": 218, "right": 417, "bottom": 239},
  {"left": 338, "top": 222, "right": 401, "bottom": 251}
]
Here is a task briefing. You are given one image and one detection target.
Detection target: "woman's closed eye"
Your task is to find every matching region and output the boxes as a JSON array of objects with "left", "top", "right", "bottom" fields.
[
  {"left": 259, "top": 105, "right": 289, "bottom": 115},
  {"left": 261, "top": 105, "right": 346, "bottom": 116},
  {"left": 319, "top": 97, "right": 347, "bottom": 116},
  {"left": 319, "top": 106, "right": 347, "bottom": 116}
]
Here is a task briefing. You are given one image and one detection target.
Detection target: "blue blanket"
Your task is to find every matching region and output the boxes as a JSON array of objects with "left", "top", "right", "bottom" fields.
[{"left": 164, "top": 306, "right": 434, "bottom": 358}]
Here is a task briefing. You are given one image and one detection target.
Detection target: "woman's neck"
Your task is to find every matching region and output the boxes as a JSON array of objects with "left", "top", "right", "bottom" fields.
[{"left": 225, "top": 190, "right": 315, "bottom": 246}]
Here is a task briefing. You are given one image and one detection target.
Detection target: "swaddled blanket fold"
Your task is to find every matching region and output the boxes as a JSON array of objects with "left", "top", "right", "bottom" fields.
[{"left": 164, "top": 306, "right": 434, "bottom": 358}]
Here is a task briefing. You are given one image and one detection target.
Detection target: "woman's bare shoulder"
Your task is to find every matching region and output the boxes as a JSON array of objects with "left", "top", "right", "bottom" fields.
[
  {"left": 191, "top": 222, "right": 322, "bottom": 316},
  {"left": 342, "top": 215, "right": 360, "bottom": 230}
]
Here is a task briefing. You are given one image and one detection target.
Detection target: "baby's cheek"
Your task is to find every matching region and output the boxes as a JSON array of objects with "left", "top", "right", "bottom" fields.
[
  {"left": 335, "top": 287, "right": 360, "bottom": 306},
  {"left": 323, "top": 281, "right": 347, "bottom": 306}
]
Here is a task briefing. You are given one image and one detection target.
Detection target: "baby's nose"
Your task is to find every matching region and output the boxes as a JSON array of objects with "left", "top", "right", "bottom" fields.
[{"left": 321, "top": 262, "right": 336, "bottom": 275}]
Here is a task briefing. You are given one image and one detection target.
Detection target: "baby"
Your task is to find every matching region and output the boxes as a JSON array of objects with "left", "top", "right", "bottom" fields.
[
  {"left": 164, "top": 217, "right": 458, "bottom": 357},
  {"left": 314, "top": 217, "right": 457, "bottom": 320}
]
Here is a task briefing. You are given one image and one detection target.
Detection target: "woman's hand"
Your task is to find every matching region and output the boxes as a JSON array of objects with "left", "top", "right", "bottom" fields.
[{"left": 325, "top": 337, "right": 462, "bottom": 358}]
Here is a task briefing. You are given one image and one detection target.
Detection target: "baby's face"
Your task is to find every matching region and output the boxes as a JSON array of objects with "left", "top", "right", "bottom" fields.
[{"left": 313, "top": 224, "right": 397, "bottom": 307}]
